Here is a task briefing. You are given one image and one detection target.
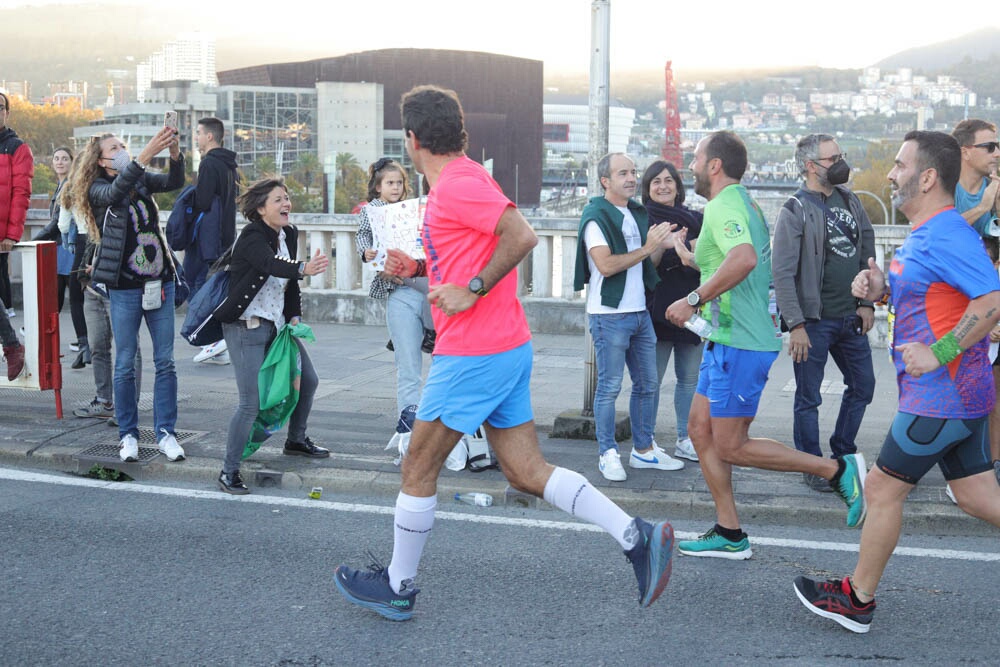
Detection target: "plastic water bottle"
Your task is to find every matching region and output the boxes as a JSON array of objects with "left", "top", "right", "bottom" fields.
[
  {"left": 684, "top": 313, "right": 714, "bottom": 338},
  {"left": 454, "top": 492, "right": 493, "bottom": 507}
]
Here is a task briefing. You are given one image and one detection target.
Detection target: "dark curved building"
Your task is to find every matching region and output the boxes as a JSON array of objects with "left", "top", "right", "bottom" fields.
[{"left": 218, "top": 49, "right": 543, "bottom": 205}]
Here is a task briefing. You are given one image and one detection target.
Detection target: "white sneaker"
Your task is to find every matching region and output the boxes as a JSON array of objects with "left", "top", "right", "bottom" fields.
[
  {"left": 119, "top": 433, "right": 139, "bottom": 462},
  {"left": 629, "top": 440, "right": 684, "bottom": 471},
  {"left": 158, "top": 428, "right": 186, "bottom": 462},
  {"left": 193, "top": 339, "right": 227, "bottom": 363},
  {"left": 674, "top": 437, "right": 699, "bottom": 462},
  {"left": 945, "top": 484, "right": 957, "bottom": 505},
  {"left": 201, "top": 350, "right": 231, "bottom": 365},
  {"left": 599, "top": 449, "right": 627, "bottom": 481}
]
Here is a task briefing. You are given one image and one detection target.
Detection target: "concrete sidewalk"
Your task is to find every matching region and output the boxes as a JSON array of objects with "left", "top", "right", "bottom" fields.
[{"left": 0, "top": 312, "right": 988, "bottom": 535}]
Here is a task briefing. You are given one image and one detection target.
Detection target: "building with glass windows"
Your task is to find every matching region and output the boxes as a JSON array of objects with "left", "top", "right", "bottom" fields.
[
  {"left": 218, "top": 49, "right": 542, "bottom": 205},
  {"left": 215, "top": 86, "right": 318, "bottom": 176}
]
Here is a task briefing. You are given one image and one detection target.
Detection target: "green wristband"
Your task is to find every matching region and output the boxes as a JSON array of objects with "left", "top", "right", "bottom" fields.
[{"left": 930, "top": 332, "right": 963, "bottom": 366}]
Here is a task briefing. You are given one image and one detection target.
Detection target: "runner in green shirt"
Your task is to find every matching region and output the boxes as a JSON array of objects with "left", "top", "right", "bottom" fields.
[{"left": 665, "top": 131, "right": 866, "bottom": 560}]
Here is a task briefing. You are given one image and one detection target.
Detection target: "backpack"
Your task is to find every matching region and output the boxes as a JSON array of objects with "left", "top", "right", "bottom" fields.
[
  {"left": 166, "top": 185, "right": 197, "bottom": 251},
  {"left": 180, "top": 262, "right": 229, "bottom": 346},
  {"left": 167, "top": 186, "right": 222, "bottom": 255},
  {"left": 466, "top": 425, "right": 499, "bottom": 472}
]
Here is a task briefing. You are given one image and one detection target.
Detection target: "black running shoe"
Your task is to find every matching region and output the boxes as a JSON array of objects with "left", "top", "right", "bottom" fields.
[
  {"left": 793, "top": 575, "right": 875, "bottom": 633},
  {"left": 334, "top": 554, "right": 418, "bottom": 621}
]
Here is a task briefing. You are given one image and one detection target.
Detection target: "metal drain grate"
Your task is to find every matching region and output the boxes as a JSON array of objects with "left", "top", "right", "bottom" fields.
[
  {"left": 76, "top": 443, "right": 162, "bottom": 463},
  {"left": 74, "top": 429, "right": 206, "bottom": 480}
]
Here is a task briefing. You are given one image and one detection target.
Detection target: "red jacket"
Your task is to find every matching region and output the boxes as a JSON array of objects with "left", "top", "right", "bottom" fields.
[{"left": 0, "top": 127, "right": 34, "bottom": 242}]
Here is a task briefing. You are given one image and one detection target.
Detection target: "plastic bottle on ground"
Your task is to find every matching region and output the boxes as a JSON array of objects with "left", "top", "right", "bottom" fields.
[{"left": 454, "top": 492, "right": 493, "bottom": 507}]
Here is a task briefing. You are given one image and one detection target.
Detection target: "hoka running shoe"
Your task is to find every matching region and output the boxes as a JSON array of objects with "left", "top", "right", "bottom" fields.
[
  {"left": 833, "top": 453, "right": 867, "bottom": 528},
  {"left": 624, "top": 518, "right": 675, "bottom": 607},
  {"left": 677, "top": 527, "right": 752, "bottom": 560},
  {"left": 334, "top": 554, "right": 418, "bottom": 621},
  {"left": 793, "top": 575, "right": 875, "bottom": 634}
]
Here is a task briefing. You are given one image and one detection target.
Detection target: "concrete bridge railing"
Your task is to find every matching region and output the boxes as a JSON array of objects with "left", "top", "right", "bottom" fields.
[{"left": 21, "top": 208, "right": 912, "bottom": 336}]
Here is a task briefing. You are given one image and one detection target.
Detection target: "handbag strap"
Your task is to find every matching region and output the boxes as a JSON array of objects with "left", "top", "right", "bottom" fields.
[{"left": 795, "top": 188, "right": 858, "bottom": 246}]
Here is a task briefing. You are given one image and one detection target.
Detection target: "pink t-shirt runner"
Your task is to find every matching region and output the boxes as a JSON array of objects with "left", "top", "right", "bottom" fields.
[{"left": 421, "top": 155, "right": 532, "bottom": 356}]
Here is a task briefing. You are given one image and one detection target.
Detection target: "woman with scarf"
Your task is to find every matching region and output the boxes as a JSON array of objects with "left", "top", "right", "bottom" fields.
[{"left": 641, "top": 160, "right": 703, "bottom": 463}]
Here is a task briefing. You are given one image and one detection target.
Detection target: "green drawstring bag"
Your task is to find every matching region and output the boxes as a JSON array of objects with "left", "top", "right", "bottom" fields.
[{"left": 242, "top": 322, "right": 316, "bottom": 459}]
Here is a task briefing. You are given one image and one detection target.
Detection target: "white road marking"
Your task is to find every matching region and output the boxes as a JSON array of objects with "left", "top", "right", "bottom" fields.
[{"left": 2, "top": 467, "right": 997, "bottom": 562}]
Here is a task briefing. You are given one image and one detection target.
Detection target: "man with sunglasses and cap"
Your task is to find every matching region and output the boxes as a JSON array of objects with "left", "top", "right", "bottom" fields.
[{"left": 772, "top": 134, "right": 876, "bottom": 492}]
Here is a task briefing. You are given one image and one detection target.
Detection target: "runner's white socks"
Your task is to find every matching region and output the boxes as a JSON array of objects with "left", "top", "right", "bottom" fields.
[
  {"left": 388, "top": 491, "right": 437, "bottom": 594},
  {"left": 543, "top": 466, "right": 637, "bottom": 549}
]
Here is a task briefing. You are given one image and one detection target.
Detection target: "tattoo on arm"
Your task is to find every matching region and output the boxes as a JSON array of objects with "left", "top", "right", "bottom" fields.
[{"left": 953, "top": 314, "right": 979, "bottom": 342}]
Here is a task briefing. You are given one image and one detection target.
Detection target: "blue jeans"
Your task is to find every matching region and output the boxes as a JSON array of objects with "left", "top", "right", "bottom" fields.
[
  {"left": 653, "top": 339, "right": 704, "bottom": 440},
  {"left": 792, "top": 315, "right": 875, "bottom": 458},
  {"left": 109, "top": 282, "right": 177, "bottom": 440},
  {"left": 588, "top": 311, "right": 658, "bottom": 455},
  {"left": 386, "top": 285, "right": 431, "bottom": 415}
]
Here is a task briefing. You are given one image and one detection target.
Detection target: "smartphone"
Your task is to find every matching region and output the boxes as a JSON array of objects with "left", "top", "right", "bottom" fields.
[
  {"left": 851, "top": 315, "right": 864, "bottom": 336},
  {"left": 164, "top": 110, "right": 178, "bottom": 133}
]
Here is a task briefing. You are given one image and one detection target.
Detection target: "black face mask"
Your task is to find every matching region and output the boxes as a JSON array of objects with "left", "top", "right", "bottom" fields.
[{"left": 825, "top": 159, "right": 851, "bottom": 186}]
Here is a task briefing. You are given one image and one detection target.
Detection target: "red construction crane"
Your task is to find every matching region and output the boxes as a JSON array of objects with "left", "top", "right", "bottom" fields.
[{"left": 661, "top": 60, "right": 683, "bottom": 166}]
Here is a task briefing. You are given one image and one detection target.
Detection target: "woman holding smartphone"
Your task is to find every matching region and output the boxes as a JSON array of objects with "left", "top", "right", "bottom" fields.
[
  {"left": 64, "top": 126, "right": 185, "bottom": 463},
  {"left": 214, "top": 178, "right": 329, "bottom": 494}
]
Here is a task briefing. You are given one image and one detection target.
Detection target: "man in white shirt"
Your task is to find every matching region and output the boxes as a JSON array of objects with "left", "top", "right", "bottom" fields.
[{"left": 573, "top": 152, "right": 680, "bottom": 481}]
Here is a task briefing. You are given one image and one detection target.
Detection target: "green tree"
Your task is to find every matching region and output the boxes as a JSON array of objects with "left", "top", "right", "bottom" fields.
[
  {"left": 251, "top": 155, "right": 277, "bottom": 181},
  {"left": 32, "top": 163, "right": 56, "bottom": 200},
  {"left": 333, "top": 163, "right": 367, "bottom": 213},
  {"left": 292, "top": 153, "right": 323, "bottom": 197},
  {"left": 851, "top": 140, "right": 900, "bottom": 226},
  {"left": 8, "top": 97, "right": 102, "bottom": 162},
  {"left": 335, "top": 152, "right": 360, "bottom": 188}
]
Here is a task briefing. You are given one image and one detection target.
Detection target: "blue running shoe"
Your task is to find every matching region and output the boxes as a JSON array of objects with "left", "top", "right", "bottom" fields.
[
  {"left": 677, "top": 527, "right": 752, "bottom": 560},
  {"left": 624, "top": 518, "right": 675, "bottom": 607},
  {"left": 334, "top": 554, "right": 419, "bottom": 621},
  {"left": 833, "top": 453, "right": 867, "bottom": 528}
]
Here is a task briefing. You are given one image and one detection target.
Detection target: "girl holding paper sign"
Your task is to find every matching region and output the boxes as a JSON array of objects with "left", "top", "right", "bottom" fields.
[{"left": 356, "top": 158, "right": 436, "bottom": 419}]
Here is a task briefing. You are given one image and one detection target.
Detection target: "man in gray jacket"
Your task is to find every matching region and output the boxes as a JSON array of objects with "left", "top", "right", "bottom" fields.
[{"left": 772, "top": 134, "right": 876, "bottom": 491}]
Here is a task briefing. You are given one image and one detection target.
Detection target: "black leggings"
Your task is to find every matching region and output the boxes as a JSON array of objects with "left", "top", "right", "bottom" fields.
[{"left": 0, "top": 253, "right": 11, "bottom": 310}]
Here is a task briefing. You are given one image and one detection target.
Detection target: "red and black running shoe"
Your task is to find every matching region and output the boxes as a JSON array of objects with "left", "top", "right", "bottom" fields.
[{"left": 793, "top": 575, "right": 875, "bottom": 633}]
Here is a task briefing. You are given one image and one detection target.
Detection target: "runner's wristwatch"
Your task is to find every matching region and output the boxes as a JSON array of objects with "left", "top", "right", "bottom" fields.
[
  {"left": 469, "top": 276, "right": 488, "bottom": 297},
  {"left": 686, "top": 290, "right": 702, "bottom": 307}
]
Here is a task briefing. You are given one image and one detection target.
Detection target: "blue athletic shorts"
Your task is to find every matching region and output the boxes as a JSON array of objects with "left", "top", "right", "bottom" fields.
[
  {"left": 416, "top": 341, "right": 534, "bottom": 434},
  {"left": 877, "top": 413, "right": 993, "bottom": 485},
  {"left": 695, "top": 342, "right": 778, "bottom": 418}
]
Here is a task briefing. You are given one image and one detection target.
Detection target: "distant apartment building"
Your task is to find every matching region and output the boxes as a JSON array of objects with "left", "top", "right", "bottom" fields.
[
  {"left": 137, "top": 32, "right": 218, "bottom": 103},
  {"left": 543, "top": 94, "right": 636, "bottom": 157},
  {"left": 73, "top": 81, "right": 217, "bottom": 167},
  {"left": 46, "top": 81, "right": 88, "bottom": 108}
]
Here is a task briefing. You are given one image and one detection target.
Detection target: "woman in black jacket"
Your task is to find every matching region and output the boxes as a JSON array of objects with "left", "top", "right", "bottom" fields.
[
  {"left": 33, "top": 147, "right": 89, "bottom": 365},
  {"left": 641, "top": 160, "right": 704, "bottom": 463},
  {"left": 215, "top": 178, "right": 329, "bottom": 494},
  {"left": 65, "top": 127, "right": 185, "bottom": 464}
]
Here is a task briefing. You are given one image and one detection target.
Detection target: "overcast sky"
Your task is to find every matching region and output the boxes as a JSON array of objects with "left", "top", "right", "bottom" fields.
[{"left": 4, "top": 0, "right": 998, "bottom": 72}]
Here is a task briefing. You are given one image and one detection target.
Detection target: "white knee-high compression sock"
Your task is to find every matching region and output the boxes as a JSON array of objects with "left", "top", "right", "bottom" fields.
[
  {"left": 387, "top": 491, "right": 437, "bottom": 593},
  {"left": 543, "top": 466, "right": 636, "bottom": 549}
]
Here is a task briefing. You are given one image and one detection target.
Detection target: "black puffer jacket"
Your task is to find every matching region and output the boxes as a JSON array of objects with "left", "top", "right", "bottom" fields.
[
  {"left": 90, "top": 156, "right": 185, "bottom": 287},
  {"left": 214, "top": 220, "right": 304, "bottom": 324}
]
